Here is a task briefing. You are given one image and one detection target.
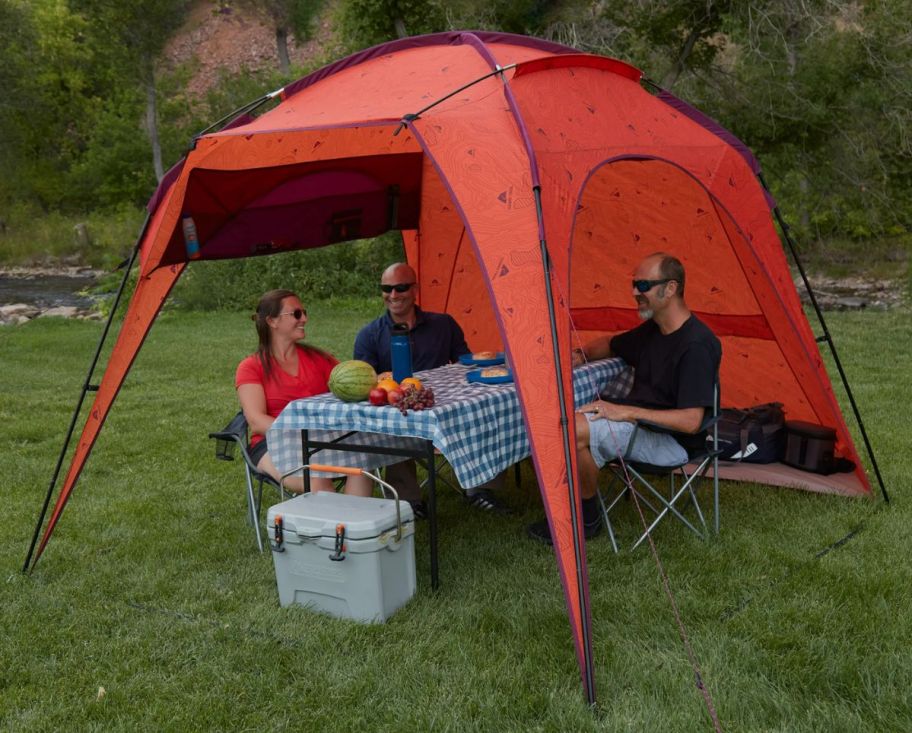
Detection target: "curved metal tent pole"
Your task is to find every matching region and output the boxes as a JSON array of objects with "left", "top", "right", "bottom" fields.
[
  {"left": 23, "top": 212, "right": 150, "bottom": 573},
  {"left": 533, "top": 187, "right": 597, "bottom": 706},
  {"left": 759, "top": 173, "right": 889, "bottom": 504},
  {"left": 194, "top": 86, "right": 284, "bottom": 139}
]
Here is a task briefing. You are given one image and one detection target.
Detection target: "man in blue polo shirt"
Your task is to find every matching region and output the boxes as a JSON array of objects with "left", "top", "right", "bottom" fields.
[{"left": 354, "top": 262, "right": 509, "bottom": 517}]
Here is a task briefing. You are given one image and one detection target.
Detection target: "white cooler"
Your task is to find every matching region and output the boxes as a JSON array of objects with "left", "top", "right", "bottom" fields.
[{"left": 267, "top": 492, "right": 416, "bottom": 623}]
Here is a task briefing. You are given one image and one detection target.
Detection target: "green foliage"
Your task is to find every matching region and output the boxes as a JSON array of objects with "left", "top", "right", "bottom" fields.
[
  {"left": 70, "top": 0, "right": 192, "bottom": 71},
  {"left": 64, "top": 89, "right": 157, "bottom": 210},
  {"left": 203, "top": 65, "right": 292, "bottom": 125},
  {"left": 0, "top": 201, "right": 145, "bottom": 268},
  {"left": 2, "top": 0, "right": 911, "bottom": 263},
  {"left": 333, "top": 0, "right": 446, "bottom": 51},
  {"left": 696, "top": 1, "right": 912, "bottom": 242},
  {"left": 239, "top": 0, "right": 327, "bottom": 41},
  {"left": 597, "top": 0, "right": 734, "bottom": 87},
  {"left": 172, "top": 231, "right": 405, "bottom": 310},
  {"left": 0, "top": 0, "right": 99, "bottom": 209}
]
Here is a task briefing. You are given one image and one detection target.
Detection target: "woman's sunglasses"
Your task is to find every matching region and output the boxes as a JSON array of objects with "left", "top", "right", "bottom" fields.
[
  {"left": 632, "top": 278, "right": 673, "bottom": 293},
  {"left": 278, "top": 308, "right": 307, "bottom": 319},
  {"left": 380, "top": 283, "right": 415, "bottom": 293}
]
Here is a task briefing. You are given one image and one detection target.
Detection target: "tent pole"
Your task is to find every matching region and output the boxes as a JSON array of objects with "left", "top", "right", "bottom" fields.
[
  {"left": 194, "top": 87, "right": 284, "bottom": 139},
  {"left": 23, "top": 213, "right": 150, "bottom": 573},
  {"left": 533, "top": 186, "right": 597, "bottom": 706},
  {"left": 759, "top": 174, "right": 889, "bottom": 503}
]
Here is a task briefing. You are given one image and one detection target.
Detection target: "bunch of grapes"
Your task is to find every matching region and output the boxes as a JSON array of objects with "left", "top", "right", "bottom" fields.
[{"left": 397, "top": 386, "right": 436, "bottom": 414}]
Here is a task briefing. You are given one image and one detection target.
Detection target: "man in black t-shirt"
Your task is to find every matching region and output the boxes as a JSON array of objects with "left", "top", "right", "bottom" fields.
[{"left": 528, "top": 252, "right": 722, "bottom": 545}]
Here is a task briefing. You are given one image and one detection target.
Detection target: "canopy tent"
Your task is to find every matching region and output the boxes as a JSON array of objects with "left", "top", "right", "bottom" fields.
[{"left": 26, "top": 31, "right": 880, "bottom": 703}]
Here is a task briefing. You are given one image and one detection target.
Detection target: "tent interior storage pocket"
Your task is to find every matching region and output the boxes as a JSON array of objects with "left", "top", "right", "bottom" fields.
[{"left": 267, "top": 492, "right": 416, "bottom": 623}]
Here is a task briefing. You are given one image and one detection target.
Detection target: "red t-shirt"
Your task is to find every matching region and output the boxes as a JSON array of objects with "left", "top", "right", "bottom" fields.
[{"left": 235, "top": 345, "right": 338, "bottom": 445}]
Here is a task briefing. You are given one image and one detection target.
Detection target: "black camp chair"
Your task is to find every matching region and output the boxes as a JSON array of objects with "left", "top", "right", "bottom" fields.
[
  {"left": 597, "top": 383, "right": 721, "bottom": 552},
  {"left": 209, "top": 411, "right": 282, "bottom": 553}
]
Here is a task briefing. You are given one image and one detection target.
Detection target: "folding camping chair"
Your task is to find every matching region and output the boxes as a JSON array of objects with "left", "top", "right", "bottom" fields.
[
  {"left": 597, "top": 383, "right": 721, "bottom": 552},
  {"left": 209, "top": 411, "right": 283, "bottom": 553}
]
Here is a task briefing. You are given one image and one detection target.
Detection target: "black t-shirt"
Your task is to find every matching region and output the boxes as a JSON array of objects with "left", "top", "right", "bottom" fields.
[{"left": 607, "top": 315, "right": 721, "bottom": 452}]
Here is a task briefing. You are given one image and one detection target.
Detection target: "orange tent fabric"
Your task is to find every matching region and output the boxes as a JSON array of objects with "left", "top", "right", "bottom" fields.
[{"left": 32, "top": 31, "right": 872, "bottom": 702}]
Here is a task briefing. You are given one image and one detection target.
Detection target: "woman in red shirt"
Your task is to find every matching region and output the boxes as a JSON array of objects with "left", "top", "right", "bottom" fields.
[{"left": 236, "top": 289, "right": 371, "bottom": 495}]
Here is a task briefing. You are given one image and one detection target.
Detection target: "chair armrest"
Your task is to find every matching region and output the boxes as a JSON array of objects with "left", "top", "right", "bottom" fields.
[
  {"left": 635, "top": 411, "right": 718, "bottom": 437},
  {"left": 209, "top": 410, "right": 248, "bottom": 442},
  {"left": 209, "top": 429, "right": 244, "bottom": 442}
]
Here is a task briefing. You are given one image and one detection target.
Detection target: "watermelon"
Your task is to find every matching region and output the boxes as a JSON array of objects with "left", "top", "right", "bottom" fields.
[{"left": 328, "top": 360, "right": 378, "bottom": 402}]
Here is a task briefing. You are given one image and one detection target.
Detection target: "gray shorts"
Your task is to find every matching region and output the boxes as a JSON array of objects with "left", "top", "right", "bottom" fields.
[{"left": 586, "top": 414, "right": 688, "bottom": 467}]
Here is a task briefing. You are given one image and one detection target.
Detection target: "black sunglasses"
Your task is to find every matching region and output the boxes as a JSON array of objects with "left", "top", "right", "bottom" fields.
[
  {"left": 278, "top": 308, "right": 307, "bottom": 319},
  {"left": 380, "top": 283, "right": 415, "bottom": 293},
  {"left": 632, "top": 278, "right": 674, "bottom": 293}
]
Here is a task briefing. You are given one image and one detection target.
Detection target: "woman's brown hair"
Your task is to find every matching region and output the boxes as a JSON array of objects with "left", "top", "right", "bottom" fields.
[
  {"left": 252, "top": 289, "right": 332, "bottom": 380},
  {"left": 252, "top": 289, "right": 297, "bottom": 380}
]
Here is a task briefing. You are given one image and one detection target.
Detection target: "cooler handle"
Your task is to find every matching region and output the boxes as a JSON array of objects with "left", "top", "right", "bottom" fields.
[{"left": 278, "top": 464, "right": 405, "bottom": 542}]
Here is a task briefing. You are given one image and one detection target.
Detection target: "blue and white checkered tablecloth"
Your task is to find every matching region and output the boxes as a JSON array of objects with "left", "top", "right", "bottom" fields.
[{"left": 268, "top": 357, "right": 630, "bottom": 487}]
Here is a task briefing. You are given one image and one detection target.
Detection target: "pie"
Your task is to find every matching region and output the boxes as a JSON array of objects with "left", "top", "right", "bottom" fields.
[
  {"left": 481, "top": 366, "right": 509, "bottom": 378},
  {"left": 473, "top": 351, "right": 496, "bottom": 360}
]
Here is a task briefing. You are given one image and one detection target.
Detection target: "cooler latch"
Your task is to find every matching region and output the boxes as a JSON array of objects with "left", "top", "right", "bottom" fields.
[
  {"left": 329, "top": 523, "right": 346, "bottom": 561},
  {"left": 270, "top": 514, "right": 285, "bottom": 553}
]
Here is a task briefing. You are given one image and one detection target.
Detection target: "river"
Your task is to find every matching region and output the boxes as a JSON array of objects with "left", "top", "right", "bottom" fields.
[{"left": 0, "top": 271, "right": 100, "bottom": 309}]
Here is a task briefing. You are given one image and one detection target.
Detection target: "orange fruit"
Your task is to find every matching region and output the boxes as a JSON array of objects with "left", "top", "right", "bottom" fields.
[
  {"left": 400, "top": 377, "right": 423, "bottom": 391},
  {"left": 377, "top": 378, "right": 399, "bottom": 392},
  {"left": 377, "top": 371, "right": 393, "bottom": 382}
]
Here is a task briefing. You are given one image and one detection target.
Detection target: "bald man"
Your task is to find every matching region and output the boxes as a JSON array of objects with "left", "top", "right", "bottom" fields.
[{"left": 354, "top": 262, "right": 508, "bottom": 516}]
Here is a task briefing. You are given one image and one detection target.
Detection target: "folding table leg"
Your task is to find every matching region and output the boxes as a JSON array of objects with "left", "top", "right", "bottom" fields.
[{"left": 426, "top": 441, "right": 439, "bottom": 590}]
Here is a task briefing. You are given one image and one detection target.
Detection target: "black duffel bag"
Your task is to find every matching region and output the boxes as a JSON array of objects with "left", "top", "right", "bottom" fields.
[{"left": 713, "top": 402, "right": 786, "bottom": 463}]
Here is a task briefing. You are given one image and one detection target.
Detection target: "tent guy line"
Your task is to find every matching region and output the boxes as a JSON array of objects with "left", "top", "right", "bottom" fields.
[
  {"left": 595, "top": 396, "right": 722, "bottom": 730},
  {"left": 719, "top": 518, "right": 873, "bottom": 623}
]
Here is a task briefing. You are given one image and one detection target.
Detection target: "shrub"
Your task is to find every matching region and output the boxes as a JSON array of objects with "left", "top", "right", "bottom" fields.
[{"left": 171, "top": 231, "right": 404, "bottom": 310}]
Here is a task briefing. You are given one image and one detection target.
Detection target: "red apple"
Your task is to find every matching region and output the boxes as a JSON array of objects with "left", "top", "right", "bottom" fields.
[
  {"left": 387, "top": 388, "right": 404, "bottom": 405},
  {"left": 368, "top": 387, "right": 388, "bottom": 406}
]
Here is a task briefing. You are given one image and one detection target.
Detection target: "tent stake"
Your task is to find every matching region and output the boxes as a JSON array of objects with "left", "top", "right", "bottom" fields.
[
  {"left": 23, "top": 213, "right": 150, "bottom": 573},
  {"left": 759, "top": 174, "right": 889, "bottom": 503}
]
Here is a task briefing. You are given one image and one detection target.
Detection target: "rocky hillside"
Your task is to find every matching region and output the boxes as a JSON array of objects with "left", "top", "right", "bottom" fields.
[{"left": 160, "top": 0, "right": 336, "bottom": 97}]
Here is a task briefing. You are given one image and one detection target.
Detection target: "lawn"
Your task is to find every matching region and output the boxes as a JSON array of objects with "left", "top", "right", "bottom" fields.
[{"left": 1, "top": 303, "right": 910, "bottom": 732}]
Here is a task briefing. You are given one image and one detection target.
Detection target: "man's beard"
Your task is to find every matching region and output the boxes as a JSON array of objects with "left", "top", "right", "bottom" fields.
[{"left": 636, "top": 297, "right": 653, "bottom": 320}]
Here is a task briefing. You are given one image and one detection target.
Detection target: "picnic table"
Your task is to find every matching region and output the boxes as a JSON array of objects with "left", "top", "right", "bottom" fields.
[{"left": 268, "top": 357, "right": 630, "bottom": 587}]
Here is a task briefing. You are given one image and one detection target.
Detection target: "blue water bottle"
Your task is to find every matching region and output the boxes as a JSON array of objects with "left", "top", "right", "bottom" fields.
[
  {"left": 390, "top": 323, "right": 413, "bottom": 382},
  {"left": 182, "top": 216, "right": 201, "bottom": 260}
]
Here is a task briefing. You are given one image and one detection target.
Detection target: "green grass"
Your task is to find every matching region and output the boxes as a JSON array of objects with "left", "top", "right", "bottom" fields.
[{"left": 1, "top": 304, "right": 910, "bottom": 731}]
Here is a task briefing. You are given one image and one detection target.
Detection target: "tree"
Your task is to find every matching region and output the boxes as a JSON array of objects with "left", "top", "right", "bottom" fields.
[
  {"left": 704, "top": 0, "right": 912, "bottom": 239},
  {"left": 239, "top": 0, "right": 327, "bottom": 75},
  {"left": 71, "top": 0, "right": 191, "bottom": 182},
  {"left": 334, "top": 0, "right": 446, "bottom": 52}
]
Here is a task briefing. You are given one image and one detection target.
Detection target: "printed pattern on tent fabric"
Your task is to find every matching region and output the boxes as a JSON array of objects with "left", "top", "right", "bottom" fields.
[
  {"left": 506, "top": 55, "right": 867, "bottom": 491},
  {"left": 403, "top": 69, "right": 593, "bottom": 678}
]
